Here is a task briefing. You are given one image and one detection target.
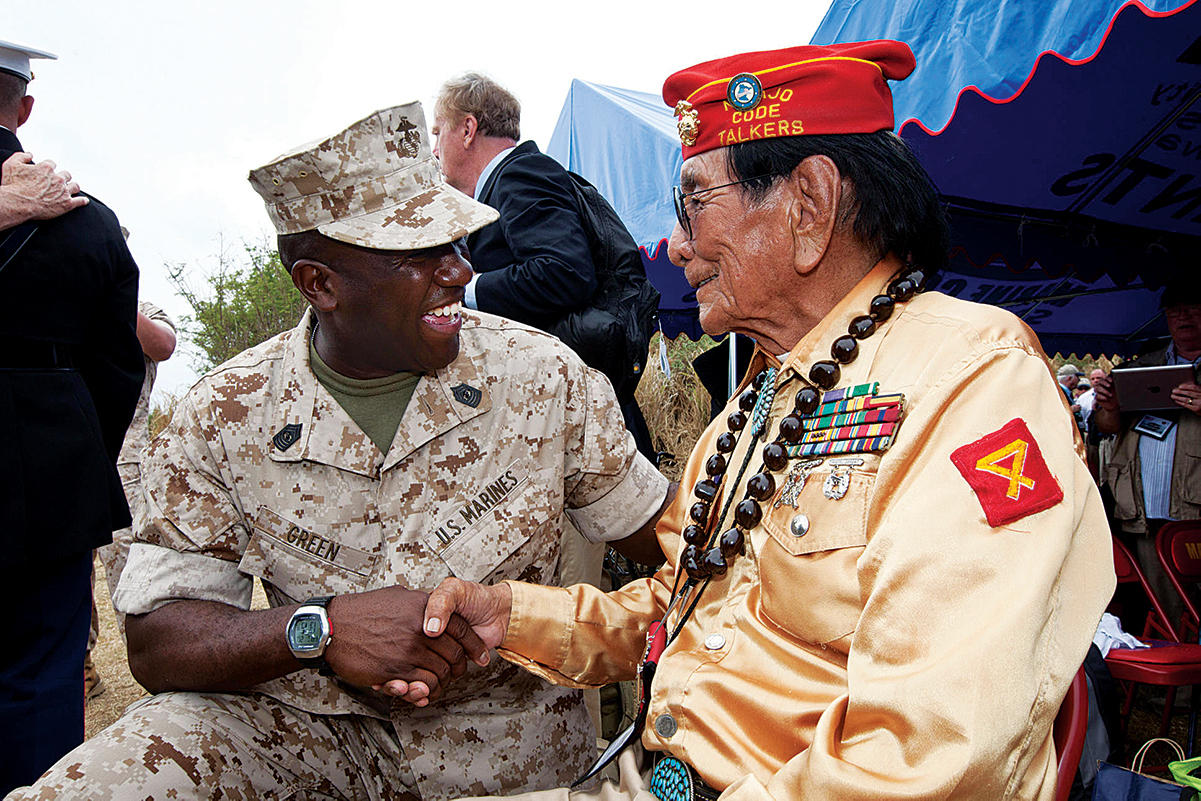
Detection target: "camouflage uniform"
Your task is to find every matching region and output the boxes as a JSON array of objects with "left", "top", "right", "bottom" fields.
[
  {"left": 114, "top": 302, "right": 176, "bottom": 469},
  {"left": 95, "top": 299, "right": 175, "bottom": 637},
  {"left": 10, "top": 307, "right": 666, "bottom": 801}
]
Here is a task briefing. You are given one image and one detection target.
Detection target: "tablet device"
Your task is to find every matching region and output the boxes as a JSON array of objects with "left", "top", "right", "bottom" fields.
[{"left": 1112, "top": 363, "right": 1197, "bottom": 411}]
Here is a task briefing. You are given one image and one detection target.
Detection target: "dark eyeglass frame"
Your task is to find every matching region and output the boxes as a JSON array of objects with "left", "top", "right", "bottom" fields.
[{"left": 672, "top": 174, "right": 777, "bottom": 240}]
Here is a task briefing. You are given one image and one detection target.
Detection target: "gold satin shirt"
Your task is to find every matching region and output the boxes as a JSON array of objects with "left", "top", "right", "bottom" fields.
[{"left": 500, "top": 257, "right": 1115, "bottom": 800}]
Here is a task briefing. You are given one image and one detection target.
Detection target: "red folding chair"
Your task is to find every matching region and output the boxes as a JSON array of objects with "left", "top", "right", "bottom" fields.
[
  {"left": 1156, "top": 521, "right": 1201, "bottom": 641},
  {"left": 1155, "top": 520, "right": 1201, "bottom": 751},
  {"left": 1053, "top": 665, "right": 1089, "bottom": 801},
  {"left": 1106, "top": 535, "right": 1201, "bottom": 758}
]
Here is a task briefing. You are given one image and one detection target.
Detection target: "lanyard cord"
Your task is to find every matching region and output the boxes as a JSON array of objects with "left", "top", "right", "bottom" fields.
[
  {"left": 663, "top": 392, "right": 773, "bottom": 640},
  {"left": 662, "top": 370, "right": 797, "bottom": 639}
]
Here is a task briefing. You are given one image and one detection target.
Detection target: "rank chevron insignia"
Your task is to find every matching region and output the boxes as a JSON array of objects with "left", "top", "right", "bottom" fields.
[
  {"left": 272, "top": 423, "right": 302, "bottom": 452},
  {"left": 451, "top": 383, "right": 482, "bottom": 408}
]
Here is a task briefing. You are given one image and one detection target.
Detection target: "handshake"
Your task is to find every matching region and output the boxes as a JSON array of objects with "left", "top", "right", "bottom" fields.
[{"left": 312, "top": 579, "right": 514, "bottom": 707}]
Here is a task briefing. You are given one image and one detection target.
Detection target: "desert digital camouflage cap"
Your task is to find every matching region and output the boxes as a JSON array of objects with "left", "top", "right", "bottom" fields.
[{"left": 248, "top": 102, "right": 497, "bottom": 250}]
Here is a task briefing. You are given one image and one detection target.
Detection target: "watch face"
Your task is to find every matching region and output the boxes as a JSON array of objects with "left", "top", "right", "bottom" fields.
[{"left": 289, "top": 612, "right": 326, "bottom": 652}]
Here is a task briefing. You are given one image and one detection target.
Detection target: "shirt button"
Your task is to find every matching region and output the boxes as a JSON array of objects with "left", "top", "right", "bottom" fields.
[
  {"left": 704, "top": 633, "right": 726, "bottom": 651},
  {"left": 790, "top": 514, "right": 810, "bottom": 537},
  {"left": 654, "top": 713, "right": 678, "bottom": 738}
]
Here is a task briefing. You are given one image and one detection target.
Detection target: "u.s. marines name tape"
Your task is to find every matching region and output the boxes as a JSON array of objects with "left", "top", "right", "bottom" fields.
[{"left": 429, "top": 463, "right": 526, "bottom": 551}]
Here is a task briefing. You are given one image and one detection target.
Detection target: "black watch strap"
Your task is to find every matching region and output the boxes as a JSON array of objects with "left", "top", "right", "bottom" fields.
[{"left": 297, "top": 595, "right": 335, "bottom": 676}]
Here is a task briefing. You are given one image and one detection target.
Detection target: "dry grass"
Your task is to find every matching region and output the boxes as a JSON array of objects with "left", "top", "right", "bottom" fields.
[
  {"left": 1122, "top": 684, "right": 1199, "bottom": 778},
  {"left": 635, "top": 333, "right": 716, "bottom": 481},
  {"left": 84, "top": 555, "right": 147, "bottom": 739},
  {"left": 147, "top": 390, "right": 182, "bottom": 442}
]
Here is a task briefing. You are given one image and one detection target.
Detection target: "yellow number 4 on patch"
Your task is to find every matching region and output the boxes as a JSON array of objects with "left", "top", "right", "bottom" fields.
[
  {"left": 975, "top": 439, "right": 1035, "bottom": 500},
  {"left": 950, "top": 418, "right": 1063, "bottom": 527}
]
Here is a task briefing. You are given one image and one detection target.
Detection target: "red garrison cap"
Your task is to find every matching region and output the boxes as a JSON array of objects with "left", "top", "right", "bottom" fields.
[{"left": 662, "top": 40, "right": 916, "bottom": 160}]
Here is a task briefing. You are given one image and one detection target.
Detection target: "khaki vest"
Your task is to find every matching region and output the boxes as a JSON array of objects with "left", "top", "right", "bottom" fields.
[{"left": 1104, "top": 347, "right": 1201, "bottom": 532}]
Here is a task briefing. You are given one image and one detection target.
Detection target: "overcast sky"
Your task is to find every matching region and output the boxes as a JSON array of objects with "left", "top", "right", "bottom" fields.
[{"left": 7, "top": 1, "right": 831, "bottom": 396}]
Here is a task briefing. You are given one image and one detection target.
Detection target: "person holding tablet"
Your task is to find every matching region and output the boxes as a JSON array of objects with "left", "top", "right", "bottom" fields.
[{"left": 1094, "top": 272, "right": 1201, "bottom": 619}]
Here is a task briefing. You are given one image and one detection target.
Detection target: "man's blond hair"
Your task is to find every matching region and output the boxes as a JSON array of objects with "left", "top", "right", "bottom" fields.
[{"left": 435, "top": 72, "right": 521, "bottom": 141}]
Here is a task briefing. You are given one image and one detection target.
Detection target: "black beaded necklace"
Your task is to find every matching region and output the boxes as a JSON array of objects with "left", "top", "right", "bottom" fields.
[{"left": 674, "top": 264, "right": 929, "bottom": 594}]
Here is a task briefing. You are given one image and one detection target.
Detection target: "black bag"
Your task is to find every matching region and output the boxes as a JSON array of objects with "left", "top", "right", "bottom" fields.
[{"left": 547, "top": 171, "right": 659, "bottom": 405}]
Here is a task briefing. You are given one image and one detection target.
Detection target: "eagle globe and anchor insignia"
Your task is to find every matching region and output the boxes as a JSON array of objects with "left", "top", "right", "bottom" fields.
[
  {"left": 727, "top": 72, "right": 763, "bottom": 111},
  {"left": 674, "top": 101, "right": 700, "bottom": 147}
]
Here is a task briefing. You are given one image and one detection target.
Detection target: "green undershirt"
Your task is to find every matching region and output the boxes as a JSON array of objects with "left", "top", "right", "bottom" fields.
[{"left": 309, "top": 340, "right": 421, "bottom": 454}]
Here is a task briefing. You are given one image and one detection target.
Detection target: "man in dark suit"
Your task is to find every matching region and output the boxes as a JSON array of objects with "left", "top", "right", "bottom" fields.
[
  {"left": 0, "top": 39, "right": 143, "bottom": 795},
  {"left": 433, "top": 74, "right": 599, "bottom": 334},
  {"left": 432, "top": 72, "right": 655, "bottom": 462}
]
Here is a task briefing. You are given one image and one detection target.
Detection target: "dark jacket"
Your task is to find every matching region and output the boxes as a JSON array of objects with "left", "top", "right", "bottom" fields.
[
  {"left": 468, "top": 141, "right": 597, "bottom": 330},
  {"left": 0, "top": 128, "right": 144, "bottom": 566}
]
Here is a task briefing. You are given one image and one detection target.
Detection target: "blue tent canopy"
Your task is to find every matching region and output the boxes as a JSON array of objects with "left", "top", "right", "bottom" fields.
[
  {"left": 547, "top": 81, "right": 680, "bottom": 250},
  {"left": 546, "top": 80, "right": 702, "bottom": 340},
  {"left": 545, "top": 0, "right": 1200, "bottom": 355},
  {"left": 813, "top": 0, "right": 1200, "bottom": 355},
  {"left": 811, "top": 0, "right": 1194, "bottom": 132}
]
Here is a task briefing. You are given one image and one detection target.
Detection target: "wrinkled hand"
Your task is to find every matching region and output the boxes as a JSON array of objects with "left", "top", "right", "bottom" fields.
[
  {"left": 1172, "top": 381, "right": 1201, "bottom": 416},
  {"left": 1, "top": 152, "right": 87, "bottom": 220},
  {"left": 377, "top": 578, "right": 513, "bottom": 705},
  {"left": 322, "top": 585, "right": 489, "bottom": 707}
]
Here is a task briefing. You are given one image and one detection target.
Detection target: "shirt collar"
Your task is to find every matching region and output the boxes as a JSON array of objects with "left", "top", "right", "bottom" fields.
[
  {"left": 731, "top": 255, "right": 904, "bottom": 396},
  {"left": 269, "top": 308, "right": 493, "bottom": 475},
  {"left": 474, "top": 146, "right": 516, "bottom": 201},
  {"left": 777, "top": 255, "right": 903, "bottom": 377}
]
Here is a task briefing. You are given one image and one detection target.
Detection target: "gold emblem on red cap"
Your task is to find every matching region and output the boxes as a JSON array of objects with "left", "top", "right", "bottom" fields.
[{"left": 674, "top": 100, "right": 700, "bottom": 147}]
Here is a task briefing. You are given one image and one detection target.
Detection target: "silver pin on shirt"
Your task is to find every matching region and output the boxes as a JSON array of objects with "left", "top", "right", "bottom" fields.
[
  {"left": 775, "top": 459, "right": 824, "bottom": 509},
  {"left": 822, "top": 457, "right": 865, "bottom": 500}
]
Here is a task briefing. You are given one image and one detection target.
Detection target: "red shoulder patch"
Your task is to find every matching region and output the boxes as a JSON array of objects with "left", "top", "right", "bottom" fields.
[{"left": 949, "top": 418, "right": 1064, "bottom": 527}]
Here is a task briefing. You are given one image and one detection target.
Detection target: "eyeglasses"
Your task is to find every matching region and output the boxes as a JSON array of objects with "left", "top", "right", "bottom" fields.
[{"left": 672, "top": 174, "right": 776, "bottom": 240}]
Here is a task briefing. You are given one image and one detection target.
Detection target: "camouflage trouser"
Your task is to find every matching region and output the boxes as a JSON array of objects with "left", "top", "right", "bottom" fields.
[
  {"left": 6, "top": 691, "right": 418, "bottom": 800},
  {"left": 462, "top": 745, "right": 654, "bottom": 801},
  {"left": 86, "top": 561, "right": 99, "bottom": 652}
]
